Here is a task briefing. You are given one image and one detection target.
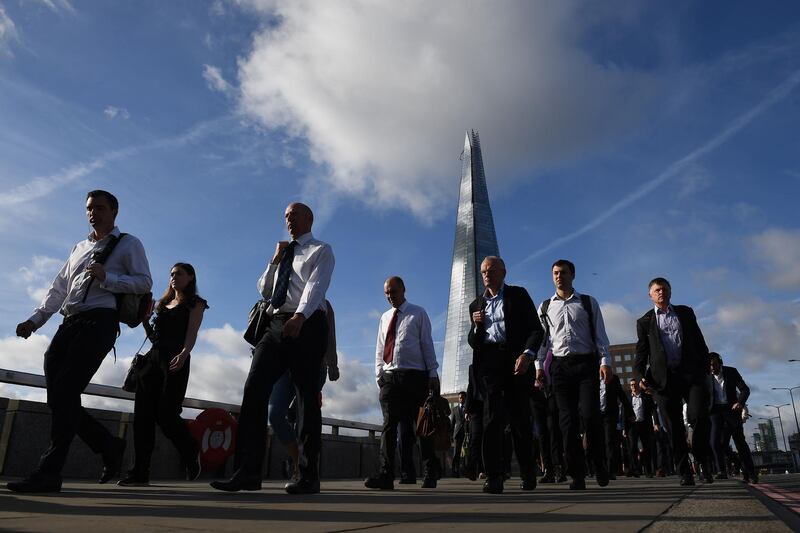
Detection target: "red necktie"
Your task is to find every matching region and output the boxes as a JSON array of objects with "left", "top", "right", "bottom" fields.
[{"left": 383, "top": 309, "right": 399, "bottom": 364}]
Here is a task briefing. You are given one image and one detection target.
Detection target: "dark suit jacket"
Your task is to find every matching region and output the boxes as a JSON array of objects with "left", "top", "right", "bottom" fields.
[
  {"left": 467, "top": 284, "right": 544, "bottom": 374},
  {"left": 451, "top": 403, "right": 466, "bottom": 437},
  {"left": 711, "top": 366, "right": 750, "bottom": 408},
  {"left": 628, "top": 391, "right": 658, "bottom": 428},
  {"left": 634, "top": 304, "right": 709, "bottom": 392}
]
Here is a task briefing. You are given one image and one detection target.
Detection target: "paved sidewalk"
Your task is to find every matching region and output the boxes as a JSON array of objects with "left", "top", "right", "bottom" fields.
[{"left": 0, "top": 476, "right": 795, "bottom": 532}]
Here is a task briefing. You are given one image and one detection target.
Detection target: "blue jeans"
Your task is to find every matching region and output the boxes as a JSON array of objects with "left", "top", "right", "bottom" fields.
[{"left": 268, "top": 367, "right": 328, "bottom": 445}]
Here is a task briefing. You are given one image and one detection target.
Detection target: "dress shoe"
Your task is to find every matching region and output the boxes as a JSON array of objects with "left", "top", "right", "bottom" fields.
[
  {"left": 538, "top": 471, "right": 555, "bottom": 484},
  {"left": 186, "top": 452, "right": 202, "bottom": 481},
  {"left": 210, "top": 476, "right": 262, "bottom": 492},
  {"left": 569, "top": 478, "right": 586, "bottom": 490},
  {"left": 702, "top": 471, "right": 714, "bottom": 484},
  {"left": 398, "top": 477, "right": 416, "bottom": 485},
  {"left": 556, "top": 472, "right": 568, "bottom": 483},
  {"left": 595, "top": 466, "right": 609, "bottom": 487},
  {"left": 7, "top": 473, "right": 62, "bottom": 493},
  {"left": 608, "top": 474, "right": 617, "bottom": 480},
  {"left": 482, "top": 477, "right": 503, "bottom": 494},
  {"left": 679, "top": 475, "right": 695, "bottom": 486},
  {"left": 117, "top": 472, "right": 149, "bottom": 487},
  {"left": 656, "top": 469, "right": 666, "bottom": 478},
  {"left": 520, "top": 477, "right": 537, "bottom": 491},
  {"left": 750, "top": 473, "right": 759, "bottom": 484},
  {"left": 285, "top": 477, "right": 320, "bottom": 494},
  {"left": 715, "top": 472, "right": 728, "bottom": 480},
  {"left": 463, "top": 467, "right": 477, "bottom": 481},
  {"left": 364, "top": 474, "right": 394, "bottom": 490},
  {"left": 421, "top": 477, "right": 437, "bottom": 488},
  {"left": 99, "top": 437, "right": 126, "bottom": 484}
]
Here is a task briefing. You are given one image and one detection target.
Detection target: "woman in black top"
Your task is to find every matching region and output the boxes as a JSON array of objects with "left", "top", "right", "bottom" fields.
[{"left": 118, "top": 263, "right": 208, "bottom": 486}]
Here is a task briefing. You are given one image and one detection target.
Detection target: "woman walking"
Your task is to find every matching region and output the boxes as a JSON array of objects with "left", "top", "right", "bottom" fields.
[{"left": 118, "top": 263, "right": 207, "bottom": 486}]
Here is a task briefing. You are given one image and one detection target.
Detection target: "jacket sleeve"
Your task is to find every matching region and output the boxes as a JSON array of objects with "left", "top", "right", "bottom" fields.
[
  {"left": 686, "top": 306, "right": 710, "bottom": 373},
  {"left": 732, "top": 368, "right": 750, "bottom": 405},
  {"left": 633, "top": 316, "right": 649, "bottom": 383},
  {"left": 467, "top": 299, "right": 479, "bottom": 349}
]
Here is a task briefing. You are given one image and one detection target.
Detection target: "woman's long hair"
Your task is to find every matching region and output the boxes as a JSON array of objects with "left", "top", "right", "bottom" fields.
[{"left": 156, "top": 262, "right": 199, "bottom": 312}]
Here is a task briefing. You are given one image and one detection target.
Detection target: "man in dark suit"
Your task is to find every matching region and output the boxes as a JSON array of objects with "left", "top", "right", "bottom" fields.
[
  {"left": 468, "top": 256, "right": 544, "bottom": 494},
  {"left": 634, "top": 277, "right": 712, "bottom": 486},
  {"left": 600, "top": 374, "right": 632, "bottom": 478},
  {"left": 625, "top": 378, "right": 658, "bottom": 477},
  {"left": 450, "top": 391, "right": 467, "bottom": 476},
  {"left": 709, "top": 352, "right": 758, "bottom": 483}
]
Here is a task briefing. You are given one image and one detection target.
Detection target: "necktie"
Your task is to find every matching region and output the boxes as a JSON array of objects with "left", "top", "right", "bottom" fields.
[
  {"left": 383, "top": 309, "right": 399, "bottom": 364},
  {"left": 270, "top": 241, "right": 297, "bottom": 309}
]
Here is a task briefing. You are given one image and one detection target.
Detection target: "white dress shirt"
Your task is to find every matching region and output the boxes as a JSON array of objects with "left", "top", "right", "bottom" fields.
[
  {"left": 257, "top": 231, "right": 334, "bottom": 317},
  {"left": 27, "top": 227, "right": 152, "bottom": 329},
  {"left": 631, "top": 393, "right": 646, "bottom": 422},
  {"left": 375, "top": 300, "right": 439, "bottom": 382},
  {"left": 712, "top": 373, "right": 728, "bottom": 404},
  {"left": 655, "top": 305, "right": 683, "bottom": 369},
  {"left": 535, "top": 290, "right": 610, "bottom": 370},
  {"left": 481, "top": 284, "right": 507, "bottom": 344}
]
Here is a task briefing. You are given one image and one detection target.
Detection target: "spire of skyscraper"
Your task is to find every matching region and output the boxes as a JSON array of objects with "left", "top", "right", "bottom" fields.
[{"left": 441, "top": 130, "right": 500, "bottom": 395}]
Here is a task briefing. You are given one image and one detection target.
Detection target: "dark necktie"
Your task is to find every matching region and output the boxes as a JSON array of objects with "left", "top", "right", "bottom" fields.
[
  {"left": 270, "top": 241, "right": 297, "bottom": 309},
  {"left": 383, "top": 309, "right": 399, "bottom": 364}
]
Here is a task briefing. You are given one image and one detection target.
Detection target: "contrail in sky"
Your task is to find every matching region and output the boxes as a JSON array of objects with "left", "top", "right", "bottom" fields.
[{"left": 517, "top": 68, "right": 800, "bottom": 268}]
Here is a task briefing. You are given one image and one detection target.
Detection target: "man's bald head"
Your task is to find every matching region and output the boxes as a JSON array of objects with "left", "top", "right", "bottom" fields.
[{"left": 285, "top": 202, "right": 314, "bottom": 239}]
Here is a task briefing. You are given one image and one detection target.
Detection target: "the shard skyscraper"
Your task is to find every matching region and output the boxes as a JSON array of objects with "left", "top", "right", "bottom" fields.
[{"left": 441, "top": 131, "right": 500, "bottom": 396}]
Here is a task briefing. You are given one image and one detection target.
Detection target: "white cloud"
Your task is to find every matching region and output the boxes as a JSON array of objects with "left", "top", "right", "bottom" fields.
[
  {"left": 702, "top": 298, "right": 800, "bottom": 371},
  {"left": 600, "top": 302, "right": 637, "bottom": 345},
  {"left": 0, "top": 4, "right": 18, "bottom": 55},
  {"left": 321, "top": 351, "right": 381, "bottom": 423},
  {"left": 210, "top": 0, "right": 225, "bottom": 17},
  {"left": 236, "top": 0, "right": 656, "bottom": 221},
  {"left": 34, "top": 0, "right": 75, "bottom": 13},
  {"left": 17, "top": 255, "right": 63, "bottom": 302},
  {"left": 749, "top": 228, "right": 800, "bottom": 289},
  {"left": 103, "top": 105, "right": 130, "bottom": 120},
  {"left": 203, "top": 64, "right": 234, "bottom": 96}
]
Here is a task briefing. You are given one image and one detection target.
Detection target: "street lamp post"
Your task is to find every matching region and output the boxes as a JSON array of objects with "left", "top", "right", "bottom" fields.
[{"left": 772, "top": 386, "right": 800, "bottom": 472}]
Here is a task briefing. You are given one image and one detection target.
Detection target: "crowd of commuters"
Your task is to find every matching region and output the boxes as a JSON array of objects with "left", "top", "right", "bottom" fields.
[{"left": 6, "top": 190, "right": 758, "bottom": 495}]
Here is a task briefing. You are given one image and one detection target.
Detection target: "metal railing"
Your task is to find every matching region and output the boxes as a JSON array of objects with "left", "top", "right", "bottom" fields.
[{"left": 0, "top": 367, "right": 381, "bottom": 438}]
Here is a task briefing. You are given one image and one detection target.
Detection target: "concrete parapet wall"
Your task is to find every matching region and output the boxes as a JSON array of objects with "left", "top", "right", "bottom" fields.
[{"left": 0, "top": 397, "right": 382, "bottom": 480}]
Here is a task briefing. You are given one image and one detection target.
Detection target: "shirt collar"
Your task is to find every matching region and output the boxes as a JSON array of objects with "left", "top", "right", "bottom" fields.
[
  {"left": 294, "top": 231, "right": 314, "bottom": 246},
  {"left": 88, "top": 226, "right": 120, "bottom": 243},
  {"left": 654, "top": 304, "right": 674, "bottom": 315},
  {"left": 483, "top": 283, "right": 505, "bottom": 300},
  {"left": 395, "top": 300, "right": 409, "bottom": 314},
  {"left": 551, "top": 289, "right": 580, "bottom": 302}
]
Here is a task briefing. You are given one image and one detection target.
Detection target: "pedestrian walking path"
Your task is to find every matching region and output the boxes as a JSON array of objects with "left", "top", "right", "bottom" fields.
[{"left": 1, "top": 475, "right": 796, "bottom": 532}]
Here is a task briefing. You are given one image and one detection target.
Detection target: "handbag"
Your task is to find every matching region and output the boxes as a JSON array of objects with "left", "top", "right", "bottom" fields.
[
  {"left": 243, "top": 299, "right": 271, "bottom": 347},
  {"left": 416, "top": 394, "right": 452, "bottom": 452},
  {"left": 122, "top": 335, "right": 150, "bottom": 393}
]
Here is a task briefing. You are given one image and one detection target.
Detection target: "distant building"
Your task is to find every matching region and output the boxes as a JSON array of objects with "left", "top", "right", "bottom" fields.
[
  {"left": 441, "top": 131, "right": 500, "bottom": 396},
  {"left": 609, "top": 343, "right": 637, "bottom": 387},
  {"left": 758, "top": 420, "right": 779, "bottom": 452}
]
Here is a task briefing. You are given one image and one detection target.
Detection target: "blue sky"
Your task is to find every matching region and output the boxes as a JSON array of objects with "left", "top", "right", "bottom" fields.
[{"left": 1, "top": 1, "right": 799, "bottom": 444}]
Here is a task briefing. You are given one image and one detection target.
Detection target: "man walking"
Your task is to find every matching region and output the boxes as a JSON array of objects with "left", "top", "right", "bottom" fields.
[
  {"left": 468, "top": 256, "right": 543, "bottom": 494},
  {"left": 8, "top": 190, "right": 152, "bottom": 493},
  {"left": 599, "top": 373, "right": 632, "bottom": 479},
  {"left": 634, "top": 277, "right": 712, "bottom": 486},
  {"left": 450, "top": 391, "right": 467, "bottom": 477},
  {"left": 537, "top": 259, "right": 611, "bottom": 490},
  {"left": 365, "top": 276, "right": 440, "bottom": 490},
  {"left": 626, "top": 378, "right": 657, "bottom": 477},
  {"left": 212, "top": 202, "right": 334, "bottom": 495},
  {"left": 709, "top": 352, "right": 758, "bottom": 482}
]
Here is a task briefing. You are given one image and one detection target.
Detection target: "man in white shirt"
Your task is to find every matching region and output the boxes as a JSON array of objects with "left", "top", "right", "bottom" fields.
[
  {"left": 8, "top": 190, "right": 152, "bottom": 493},
  {"left": 537, "top": 259, "right": 611, "bottom": 490},
  {"left": 365, "top": 276, "right": 439, "bottom": 490},
  {"left": 212, "top": 202, "right": 334, "bottom": 495}
]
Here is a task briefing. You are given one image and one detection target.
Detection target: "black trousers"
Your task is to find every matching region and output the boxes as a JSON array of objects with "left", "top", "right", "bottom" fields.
[
  {"left": 235, "top": 311, "right": 326, "bottom": 480},
  {"left": 38, "top": 309, "right": 119, "bottom": 476},
  {"left": 600, "top": 410, "right": 621, "bottom": 475},
  {"left": 654, "top": 427, "right": 672, "bottom": 473},
  {"left": 465, "top": 409, "right": 483, "bottom": 476},
  {"left": 397, "top": 416, "right": 417, "bottom": 480},
  {"left": 550, "top": 353, "right": 605, "bottom": 480},
  {"left": 474, "top": 347, "right": 535, "bottom": 481},
  {"left": 131, "top": 353, "right": 197, "bottom": 475},
  {"left": 653, "top": 373, "right": 710, "bottom": 478},
  {"left": 628, "top": 420, "right": 655, "bottom": 475},
  {"left": 378, "top": 369, "right": 434, "bottom": 479},
  {"left": 710, "top": 404, "right": 755, "bottom": 476},
  {"left": 531, "top": 388, "right": 564, "bottom": 472}
]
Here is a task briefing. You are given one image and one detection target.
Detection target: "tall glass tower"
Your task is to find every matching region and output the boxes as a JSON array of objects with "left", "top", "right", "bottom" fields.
[{"left": 441, "top": 131, "right": 500, "bottom": 395}]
